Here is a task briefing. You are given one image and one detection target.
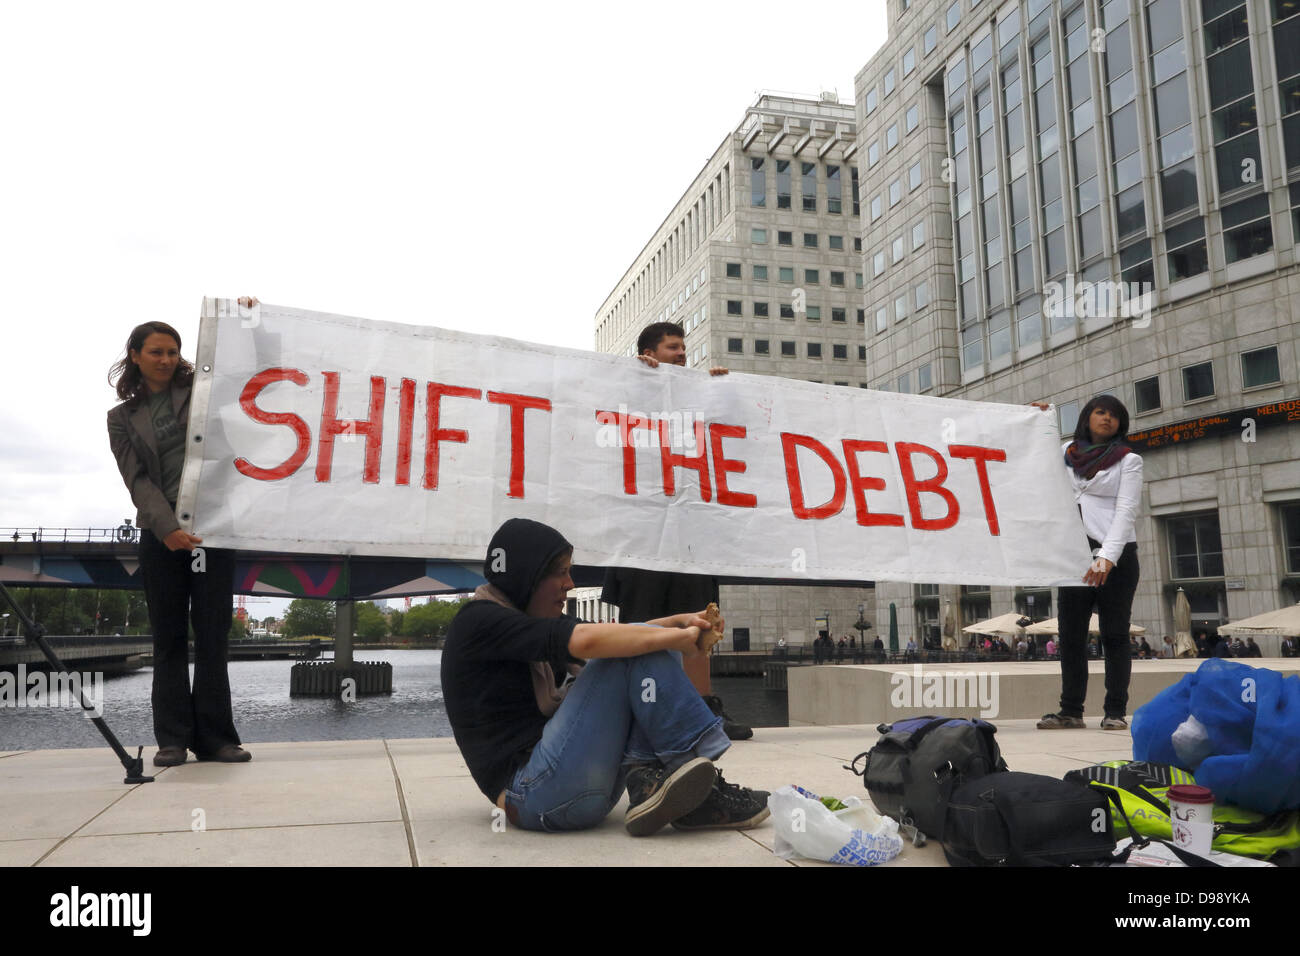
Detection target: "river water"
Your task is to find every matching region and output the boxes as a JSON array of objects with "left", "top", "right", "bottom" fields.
[{"left": 1, "top": 651, "right": 788, "bottom": 750}]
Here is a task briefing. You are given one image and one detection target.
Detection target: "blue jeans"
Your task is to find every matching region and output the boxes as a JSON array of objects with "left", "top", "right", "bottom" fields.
[{"left": 503, "top": 650, "right": 728, "bottom": 832}]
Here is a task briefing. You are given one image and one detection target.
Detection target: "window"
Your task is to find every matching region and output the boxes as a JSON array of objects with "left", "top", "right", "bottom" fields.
[
  {"left": 1167, "top": 512, "right": 1225, "bottom": 578},
  {"left": 1134, "top": 376, "right": 1161, "bottom": 413},
  {"left": 754, "top": 301, "right": 770, "bottom": 317},
  {"left": 833, "top": 344, "right": 848, "bottom": 359},
  {"left": 803, "top": 232, "right": 818, "bottom": 248},
  {"left": 909, "top": 161, "right": 922, "bottom": 190},
  {"left": 866, "top": 88, "right": 878, "bottom": 114},
  {"left": 829, "top": 234, "right": 844, "bottom": 250},
  {"left": 858, "top": 345, "right": 867, "bottom": 360},
  {"left": 780, "top": 304, "right": 795, "bottom": 318},
  {"left": 805, "top": 269, "right": 820, "bottom": 284},
  {"left": 750, "top": 157, "right": 765, "bottom": 207},
  {"left": 753, "top": 264, "right": 768, "bottom": 281},
  {"left": 904, "top": 48, "right": 916, "bottom": 76},
  {"left": 875, "top": 306, "right": 888, "bottom": 331},
  {"left": 906, "top": 104, "right": 919, "bottom": 133},
  {"left": 1283, "top": 502, "right": 1300, "bottom": 573},
  {"left": 892, "top": 236, "right": 905, "bottom": 262},
  {"left": 832, "top": 307, "right": 846, "bottom": 322},
  {"left": 890, "top": 180, "right": 902, "bottom": 206},
  {"left": 755, "top": 339, "right": 770, "bottom": 355},
  {"left": 1221, "top": 194, "right": 1274, "bottom": 263},
  {"left": 854, "top": 237, "right": 862, "bottom": 252},
  {"left": 873, "top": 251, "right": 885, "bottom": 276},
  {"left": 869, "top": 141, "right": 881, "bottom": 167},
  {"left": 856, "top": 273, "right": 864, "bottom": 288},
  {"left": 1167, "top": 217, "right": 1209, "bottom": 281},
  {"left": 781, "top": 340, "right": 796, "bottom": 356},
  {"left": 751, "top": 228, "right": 768, "bottom": 243},
  {"left": 829, "top": 271, "right": 844, "bottom": 286},
  {"left": 726, "top": 262, "right": 742, "bottom": 278},
  {"left": 1182, "top": 360, "right": 1215, "bottom": 401},
  {"left": 827, "top": 165, "right": 842, "bottom": 214},
  {"left": 895, "top": 294, "right": 908, "bottom": 320},
  {"left": 1241, "top": 346, "right": 1281, "bottom": 387},
  {"left": 727, "top": 300, "right": 742, "bottom": 315},
  {"left": 887, "top": 123, "right": 899, "bottom": 150},
  {"left": 918, "top": 363, "right": 932, "bottom": 391},
  {"left": 802, "top": 162, "right": 818, "bottom": 211},
  {"left": 857, "top": 308, "right": 865, "bottom": 324},
  {"left": 912, "top": 220, "right": 926, "bottom": 249},
  {"left": 808, "top": 342, "right": 823, "bottom": 358},
  {"left": 777, "top": 159, "right": 792, "bottom": 209},
  {"left": 885, "top": 68, "right": 896, "bottom": 96},
  {"left": 915, "top": 279, "right": 930, "bottom": 309},
  {"left": 947, "top": 1, "right": 961, "bottom": 33},
  {"left": 871, "top": 195, "right": 883, "bottom": 220},
  {"left": 807, "top": 306, "right": 821, "bottom": 320},
  {"left": 779, "top": 266, "right": 795, "bottom": 282},
  {"left": 778, "top": 230, "right": 793, "bottom": 246},
  {"left": 925, "top": 25, "right": 938, "bottom": 54},
  {"left": 727, "top": 338, "right": 743, "bottom": 354}
]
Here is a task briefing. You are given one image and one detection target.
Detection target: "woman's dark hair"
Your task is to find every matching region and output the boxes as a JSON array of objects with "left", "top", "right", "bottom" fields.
[
  {"left": 108, "top": 322, "right": 194, "bottom": 402},
  {"left": 1072, "top": 394, "right": 1130, "bottom": 444}
]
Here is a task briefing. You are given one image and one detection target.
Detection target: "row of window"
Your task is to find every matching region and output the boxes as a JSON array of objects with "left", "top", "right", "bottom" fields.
[
  {"left": 869, "top": 160, "right": 926, "bottom": 221},
  {"left": 726, "top": 339, "right": 869, "bottom": 361},
  {"left": 749, "top": 158, "right": 860, "bottom": 216},
  {"left": 722, "top": 300, "right": 868, "bottom": 323},
  {"left": 1132, "top": 346, "right": 1284, "bottom": 414},
  {"left": 869, "top": 219, "right": 928, "bottom": 278},
  {"left": 724, "top": 264, "right": 865, "bottom": 288},
  {"left": 746, "top": 229, "right": 863, "bottom": 251},
  {"left": 871, "top": 279, "right": 934, "bottom": 333}
]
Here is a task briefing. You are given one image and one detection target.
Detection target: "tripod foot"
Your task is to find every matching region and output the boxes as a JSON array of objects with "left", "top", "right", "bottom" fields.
[{"left": 123, "top": 746, "right": 155, "bottom": 785}]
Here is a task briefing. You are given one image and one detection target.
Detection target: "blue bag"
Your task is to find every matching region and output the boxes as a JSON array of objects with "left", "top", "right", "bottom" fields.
[{"left": 1131, "top": 659, "right": 1300, "bottom": 814}]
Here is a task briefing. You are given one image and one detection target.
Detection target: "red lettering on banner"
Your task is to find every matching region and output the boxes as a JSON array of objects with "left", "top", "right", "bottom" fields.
[
  {"left": 780, "top": 432, "right": 847, "bottom": 520},
  {"left": 709, "top": 423, "right": 757, "bottom": 508},
  {"left": 659, "top": 420, "right": 712, "bottom": 501},
  {"left": 395, "top": 378, "right": 416, "bottom": 486},
  {"left": 316, "top": 373, "right": 386, "bottom": 483},
  {"left": 595, "top": 409, "right": 659, "bottom": 495},
  {"left": 895, "top": 442, "right": 959, "bottom": 531},
  {"left": 842, "top": 439, "right": 905, "bottom": 527},
  {"left": 948, "top": 444, "right": 1007, "bottom": 535},
  {"left": 234, "top": 368, "right": 312, "bottom": 481},
  {"left": 487, "top": 391, "right": 552, "bottom": 499},
  {"left": 424, "top": 383, "right": 482, "bottom": 490}
]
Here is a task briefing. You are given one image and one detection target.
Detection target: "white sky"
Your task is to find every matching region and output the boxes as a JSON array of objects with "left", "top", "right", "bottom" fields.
[{"left": 0, "top": 1, "right": 888, "bottom": 582}]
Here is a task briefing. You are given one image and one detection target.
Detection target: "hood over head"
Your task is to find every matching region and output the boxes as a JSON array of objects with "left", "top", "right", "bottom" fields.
[{"left": 483, "top": 518, "right": 573, "bottom": 610}]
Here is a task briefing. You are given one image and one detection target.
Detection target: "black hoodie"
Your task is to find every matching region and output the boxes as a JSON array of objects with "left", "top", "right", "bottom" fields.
[{"left": 440, "top": 518, "right": 585, "bottom": 801}]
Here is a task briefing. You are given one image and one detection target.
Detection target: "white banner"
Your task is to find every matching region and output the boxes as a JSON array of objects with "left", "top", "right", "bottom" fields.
[{"left": 179, "top": 300, "right": 1093, "bottom": 586}]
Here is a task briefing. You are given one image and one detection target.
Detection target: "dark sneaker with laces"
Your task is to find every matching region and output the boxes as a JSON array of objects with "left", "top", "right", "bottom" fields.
[
  {"left": 1100, "top": 716, "right": 1128, "bottom": 730},
  {"left": 670, "top": 770, "right": 770, "bottom": 831},
  {"left": 624, "top": 757, "right": 716, "bottom": 837},
  {"left": 1036, "top": 712, "right": 1085, "bottom": 729},
  {"left": 703, "top": 694, "right": 753, "bottom": 741}
]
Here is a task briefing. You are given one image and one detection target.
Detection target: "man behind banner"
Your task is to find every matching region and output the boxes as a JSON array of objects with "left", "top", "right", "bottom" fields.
[{"left": 599, "top": 322, "right": 752, "bottom": 740}]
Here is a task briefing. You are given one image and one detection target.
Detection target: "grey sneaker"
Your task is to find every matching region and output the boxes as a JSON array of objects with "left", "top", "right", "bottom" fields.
[
  {"left": 670, "top": 770, "right": 770, "bottom": 831},
  {"left": 1100, "top": 716, "right": 1128, "bottom": 730},
  {"left": 1036, "top": 712, "right": 1085, "bottom": 729},
  {"left": 624, "top": 757, "right": 716, "bottom": 837}
]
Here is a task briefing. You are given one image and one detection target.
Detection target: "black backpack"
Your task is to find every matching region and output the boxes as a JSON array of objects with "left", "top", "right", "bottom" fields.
[{"left": 847, "top": 716, "right": 1007, "bottom": 841}]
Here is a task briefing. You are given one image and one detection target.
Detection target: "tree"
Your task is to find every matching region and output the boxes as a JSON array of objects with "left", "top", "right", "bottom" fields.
[
  {"left": 355, "top": 602, "right": 388, "bottom": 642},
  {"left": 281, "top": 599, "right": 336, "bottom": 638},
  {"left": 228, "top": 616, "right": 248, "bottom": 641}
]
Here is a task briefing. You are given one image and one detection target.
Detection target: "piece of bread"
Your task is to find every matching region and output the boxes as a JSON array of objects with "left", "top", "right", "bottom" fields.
[{"left": 697, "top": 602, "right": 724, "bottom": 655}]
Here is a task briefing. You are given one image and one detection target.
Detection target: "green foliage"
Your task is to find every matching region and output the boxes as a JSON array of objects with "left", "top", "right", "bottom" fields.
[
  {"left": 398, "top": 598, "right": 468, "bottom": 639},
  {"left": 2, "top": 587, "right": 149, "bottom": 635},
  {"left": 281, "top": 598, "right": 336, "bottom": 638},
  {"left": 355, "top": 601, "right": 389, "bottom": 642},
  {"left": 229, "top": 616, "right": 248, "bottom": 641}
]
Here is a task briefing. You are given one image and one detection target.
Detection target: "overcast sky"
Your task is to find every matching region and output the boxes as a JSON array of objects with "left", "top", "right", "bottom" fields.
[{"left": 0, "top": 1, "right": 888, "bottom": 599}]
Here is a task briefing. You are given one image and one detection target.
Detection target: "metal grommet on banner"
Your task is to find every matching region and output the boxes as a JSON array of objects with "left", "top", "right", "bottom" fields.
[{"left": 202, "top": 364, "right": 212, "bottom": 372}]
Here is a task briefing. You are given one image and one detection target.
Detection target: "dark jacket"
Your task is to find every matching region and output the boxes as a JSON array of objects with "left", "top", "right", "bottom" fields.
[
  {"left": 440, "top": 518, "right": 584, "bottom": 801},
  {"left": 107, "top": 383, "right": 190, "bottom": 540}
]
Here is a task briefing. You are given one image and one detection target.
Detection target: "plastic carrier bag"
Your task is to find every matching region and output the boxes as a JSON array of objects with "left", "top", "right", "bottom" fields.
[
  {"left": 768, "top": 785, "right": 903, "bottom": 866},
  {"left": 1131, "top": 659, "right": 1300, "bottom": 814}
]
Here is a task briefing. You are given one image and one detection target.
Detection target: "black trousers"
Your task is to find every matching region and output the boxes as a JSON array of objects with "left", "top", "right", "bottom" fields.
[
  {"left": 138, "top": 530, "right": 240, "bottom": 753},
  {"left": 1055, "top": 539, "right": 1139, "bottom": 719}
]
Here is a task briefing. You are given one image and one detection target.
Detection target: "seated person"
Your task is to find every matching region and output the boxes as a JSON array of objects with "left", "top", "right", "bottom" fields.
[{"left": 440, "top": 517, "right": 768, "bottom": 836}]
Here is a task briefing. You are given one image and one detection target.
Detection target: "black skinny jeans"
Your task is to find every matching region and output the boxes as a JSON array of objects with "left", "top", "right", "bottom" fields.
[
  {"left": 138, "top": 529, "right": 240, "bottom": 753},
  {"left": 1055, "top": 538, "right": 1139, "bottom": 719}
]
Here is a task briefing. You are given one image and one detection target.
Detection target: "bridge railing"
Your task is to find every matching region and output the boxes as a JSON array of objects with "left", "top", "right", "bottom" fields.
[{"left": 1, "top": 526, "right": 140, "bottom": 547}]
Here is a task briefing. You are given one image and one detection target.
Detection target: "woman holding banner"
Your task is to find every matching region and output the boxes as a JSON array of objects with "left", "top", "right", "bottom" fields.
[
  {"left": 440, "top": 517, "right": 769, "bottom": 836},
  {"left": 1035, "top": 395, "right": 1143, "bottom": 731},
  {"left": 108, "top": 316, "right": 251, "bottom": 767}
]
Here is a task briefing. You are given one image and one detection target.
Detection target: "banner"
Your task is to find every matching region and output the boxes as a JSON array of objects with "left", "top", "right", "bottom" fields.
[{"left": 179, "top": 300, "right": 1094, "bottom": 586}]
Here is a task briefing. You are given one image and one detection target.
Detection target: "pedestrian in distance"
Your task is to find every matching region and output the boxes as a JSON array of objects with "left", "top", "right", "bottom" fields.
[
  {"left": 108, "top": 314, "right": 254, "bottom": 767},
  {"left": 1033, "top": 395, "right": 1143, "bottom": 732}
]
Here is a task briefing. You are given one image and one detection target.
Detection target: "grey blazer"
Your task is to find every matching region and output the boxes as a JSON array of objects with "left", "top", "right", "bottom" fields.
[{"left": 107, "top": 382, "right": 191, "bottom": 542}]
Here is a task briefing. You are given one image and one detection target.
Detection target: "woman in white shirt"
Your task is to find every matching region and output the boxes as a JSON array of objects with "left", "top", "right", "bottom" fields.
[{"left": 1036, "top": 395, "right": 1143, "bottom": 731}]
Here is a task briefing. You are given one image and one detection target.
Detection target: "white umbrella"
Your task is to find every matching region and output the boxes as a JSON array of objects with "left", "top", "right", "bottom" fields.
[
  {"left": 941, "top": 601, "right": 958, "bottom": 651},
  {"left": 961, "top": 612, "right": 1027, "bottom": 637},
  {"left": 1217, "top": 603, "right": 1300, "bottom": 637},
  {"left": 1024, "top": 614, "right": 1146, "bottom": 636},
  {"left": 1173, "top": 588, "right": 1196, "bottom": 657}
]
